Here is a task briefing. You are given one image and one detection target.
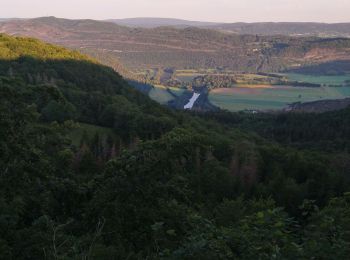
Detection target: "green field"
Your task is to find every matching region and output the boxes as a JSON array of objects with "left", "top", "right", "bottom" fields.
[
  {"left": 175, "top": 71, "right": 203, "bottom": 83},
  {"left": 140, "top": 70, "right": 350, "bottom": 110},
  {"left": 283, "top": 73, "right": 350, "bottom": 86},
  {"left": 149, "top": 85, "right": 186, "bottom": 104},
  {"left": 209, "top": 85, "right": 350, "bottom": 111}
]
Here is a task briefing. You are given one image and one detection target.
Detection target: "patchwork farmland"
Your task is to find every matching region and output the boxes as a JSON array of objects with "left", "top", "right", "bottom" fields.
[{"left": 209, "top": 85, "right": 350, "bottom": 111}]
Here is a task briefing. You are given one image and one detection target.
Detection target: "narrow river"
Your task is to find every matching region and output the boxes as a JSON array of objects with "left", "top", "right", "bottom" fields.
[{"left": 184, "top": 93, "right": 200, "bottom": 109}]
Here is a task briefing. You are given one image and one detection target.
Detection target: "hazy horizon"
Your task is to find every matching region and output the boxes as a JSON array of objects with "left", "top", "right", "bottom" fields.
[{"left": 1, "top": 0, "right": 350, "bottom": 23}]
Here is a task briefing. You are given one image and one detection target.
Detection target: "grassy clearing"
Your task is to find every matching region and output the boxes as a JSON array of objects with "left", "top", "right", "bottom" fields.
[
  {"left": 149, "top": 85, "right": 185, "bottom": 104},
  {"left": 209, "top": 86, "right": 350, "bottom": 111},
  {"left": 149, "top": 87, "right": 174, "bottom": 104},
  {"left": 283, "top": 73, "right": 350, "bottom": 86},
  {"left": 235, "top": 84, "right": 275, "bottom": 89},
  {"left": 175, "top": 70, "right": 203, "bottom": 83},
  {"left": 176, "top": 75, "right": 201, "bottom": 83},
  {"left": 175, "top": 69, "right": 198, "bottom": 73},
  {"left": 168, "top": 87, "right": 186, "bottom": 96}
]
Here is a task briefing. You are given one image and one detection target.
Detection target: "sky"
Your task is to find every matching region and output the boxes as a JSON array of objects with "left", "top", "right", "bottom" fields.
[{"left": 1, "top": 0, "right": 350, "bottom": 23}]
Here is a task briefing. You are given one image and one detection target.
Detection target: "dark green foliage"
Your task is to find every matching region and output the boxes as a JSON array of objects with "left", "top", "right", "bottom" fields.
[
  {"left": 1, "top": 34, "right": 350, "bottom": 259},
  {"left": 41, "top": 100, "right": 77, "bottom": 122},
  {"left": 201, "top": 109, "right": 350, "bottom": 152}
]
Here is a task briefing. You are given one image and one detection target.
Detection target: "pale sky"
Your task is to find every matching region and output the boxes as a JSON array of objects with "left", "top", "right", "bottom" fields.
[{"left": 1, "top": 0, "right": 349, "bottom": 23}]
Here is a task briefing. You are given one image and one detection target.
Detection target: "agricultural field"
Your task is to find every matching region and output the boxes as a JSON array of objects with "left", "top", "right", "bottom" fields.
[
  {"left": 209, "top": 85, "right": 350, "bottom": 111},
  {"left": 283, "top": 73, "right": 350, "bottom": 86},
  {"left": 136, "top": 69, "right": 350, "bottom": 111},
  {"left": 174, "top": 69, "right": 205, "bottom": 83},
  {"left": 149, "top": 85, "right": 186, "bottom": 104}
]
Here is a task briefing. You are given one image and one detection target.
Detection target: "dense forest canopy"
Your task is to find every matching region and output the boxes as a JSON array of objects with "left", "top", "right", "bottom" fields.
[
  {"left": 0, "top": 34, "right": 89, "bottom": 60},
  {"left": 0, "top": 34, "right": 350, "bottom": 259}
]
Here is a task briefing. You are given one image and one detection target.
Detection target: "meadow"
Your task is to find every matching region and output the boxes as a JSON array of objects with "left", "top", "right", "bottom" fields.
[
  {"left": 174, "top": 70, "right": 204, "bottom": 83},
  {"left": 149, "top": 85, "right": 186, "bottom": 104},
  {"left": 209, "top": 85, "right": 350, "bottom": 111},
  {"left": 136, "top": 69, "right": 350, "bottom": 111},
  {"left": 283, "top": 73, "right": 350, "bottom": 86}
]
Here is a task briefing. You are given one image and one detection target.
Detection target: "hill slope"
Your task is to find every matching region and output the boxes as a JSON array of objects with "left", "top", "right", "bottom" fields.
[
  {"left": 210, "top": 22, "right": 350, "bottom": 37},
  {"left": 1, "top": 33, "right": 350, "bottom": 259},
  {"left": 107, "top": 18, "right": 350, "bottom": 37},
  {"left": 0, "top": 33, "right": 175, "bottom": 137},
  {"left": 1, "top": 17, "right": 350, "bottom": 74},
  {"left": 107, "top": 17, "right": 219, "bottom": 28}
]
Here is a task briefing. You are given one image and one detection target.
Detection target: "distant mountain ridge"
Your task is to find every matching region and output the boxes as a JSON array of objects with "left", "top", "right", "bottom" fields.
[
  {"left": 2, "top": 16, "right": 350, "bottom": 37},
  {"left": 1, "top": 17, "right": 350, "bottom": 74},
  {"left": 107, "top": 17, "right": 219, "bottom": 28},
  {"left": 0, "top": 18, "right": 24, "bottom": 22},
  {"left": 107, "top": 17, "right": 350, "bottom": 37},
  {"left": 210, "top": 22, "right": 350, "bottom": 37}
]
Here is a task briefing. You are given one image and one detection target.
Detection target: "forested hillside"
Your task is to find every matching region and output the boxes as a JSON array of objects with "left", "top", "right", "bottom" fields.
[
  {"left": 108, "top": 18, "right": 350, "bottom": 38},
  {"left": 1, "top": 17, "right": 350, "bottom": 74},
  {"left": 1, "top": 34, "right": 350, "bottom": 259},
  {"left": 107, "top": 17, "right": 219, "bottom": 28},
  {"left": 210, "top": 22, "right": 350, "bottom": 37}
]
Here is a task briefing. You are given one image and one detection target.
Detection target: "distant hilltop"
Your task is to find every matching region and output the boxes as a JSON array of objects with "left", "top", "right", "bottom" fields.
[
  {"left": 1, "top": 16, "right": 350, "bottom": 37},
  {"left": 107, "top": 17, "right": 350, "bottom": 37},
  {"left": 106, "top": 17, "right": 219, "bottom": 28},
  {"left": 1, "top": 16, "right": 350, "bottom": 74}
]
